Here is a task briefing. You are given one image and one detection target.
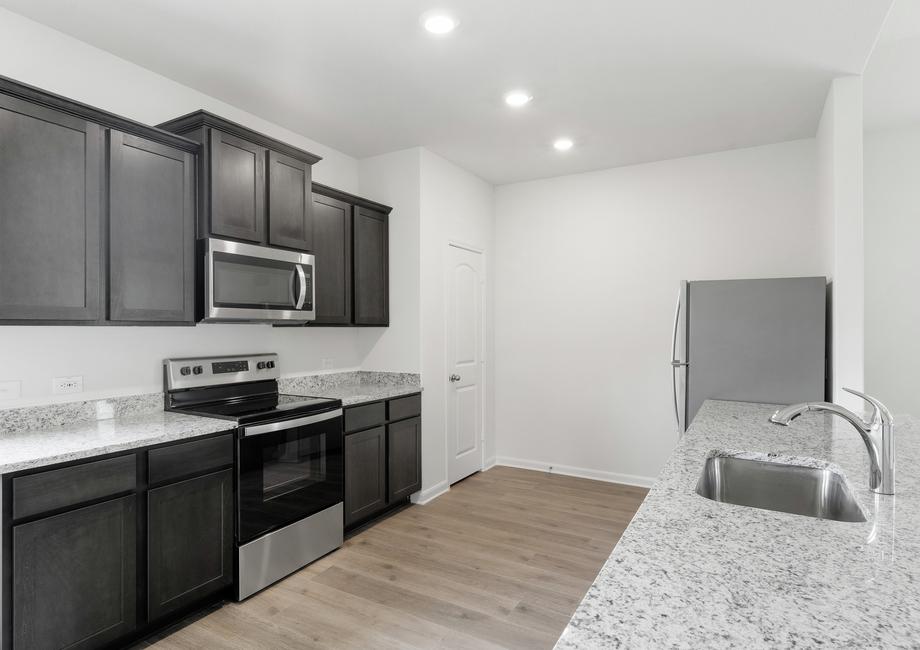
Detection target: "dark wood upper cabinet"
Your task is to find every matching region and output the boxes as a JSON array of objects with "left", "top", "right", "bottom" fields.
[
  {"left": 311, "top": 192, "right": 352, "bottom": 324},
  {"left": 147, "top": 469, "right": 233, "bottom": 621},
  {"left": 308, "top": 184, "right": 391, "bottom": 328},
  {"left": 158, "top": 111, "right": 320, "bottom": 250},
  {"left": 108, "top": 131, "right": 196, "bottom": 322},
  {"left": 12, "top": 495, "right": 137, "bottom": 650},
  {"left": 209, "top": 130, "right": 266, "bottom": 243},
  {"left": 269, "top": 150, "right": 314, "bottom": 251},
  {"left": 0, "top": 93, "right": 103, "bottom": 322},
  {"left": 353, "top": 206, "right": 389, "bottom": 326},
  {"left": 0, "top": 76, "right": 199, "bottom": 325}
]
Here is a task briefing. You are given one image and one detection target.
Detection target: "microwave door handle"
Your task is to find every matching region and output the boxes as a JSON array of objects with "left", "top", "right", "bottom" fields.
[
  {"left": 289, "top": 269, "right": 298, "bottom": 308},
  {"left": 295, "top": 264, "right": 307, "bottom": 310}
]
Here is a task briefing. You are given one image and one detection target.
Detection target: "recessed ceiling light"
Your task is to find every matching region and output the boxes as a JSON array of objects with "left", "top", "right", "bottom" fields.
[
  {"left": 422, "top": 13, "right": 457, "bottom": 34},
  {"left": 553, "top": 138, "right": 574, "bottom": 151},
  {"left": 504, "top": 91, "right": 533, "bottom": 108}
]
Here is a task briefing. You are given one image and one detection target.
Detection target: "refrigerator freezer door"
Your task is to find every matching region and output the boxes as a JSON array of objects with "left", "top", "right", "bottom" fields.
[{"left": 685, "top": 277, "right": 826, "bottom": 426}]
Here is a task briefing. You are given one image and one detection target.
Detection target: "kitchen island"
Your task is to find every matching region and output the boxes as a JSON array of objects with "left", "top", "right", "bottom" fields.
[{"left": 556, "top": 399, "right": 920, "bottom": 648}]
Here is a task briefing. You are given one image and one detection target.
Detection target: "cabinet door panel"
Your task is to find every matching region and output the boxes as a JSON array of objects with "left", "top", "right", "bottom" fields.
[
  {"left": 148, "top": 469, "right": 233, "bottom": 621},
  {"left": 268, "top": 151, "right": 313, "bottom": 251},
  {"left": 0, "top": 94, "right": 102, "bottom": 321},
  {"left": 353, "top": 207, "right": 388, "bottom": 325},
  {"left": 209, "top": 130, "right": 265, "bottom": 242},
  {"left": 13, "top": 496, "right": 136, "bottom": 650},
  {"left": 109, "top": 131, "right": 195, "bottom": 322},
  {"left": 388, "top": 416, "right": 421, "bottom": 501},
  {"left": 311, "top": 193, "right": 352, "bottom": 324},
  {"left": 344, "top": 426, "right": 386, "bottom": 526}
]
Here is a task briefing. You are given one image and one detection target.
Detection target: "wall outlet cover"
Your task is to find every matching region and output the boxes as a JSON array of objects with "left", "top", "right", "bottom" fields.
[
  {"left": 52, "top": 376, "right": 83, "bottom": 395},
  {"left": 0, "top": 380, "right": 22, "bottom": 400},
  {"left": 322, "top": 358, "right": 335, "bottom": 370}
]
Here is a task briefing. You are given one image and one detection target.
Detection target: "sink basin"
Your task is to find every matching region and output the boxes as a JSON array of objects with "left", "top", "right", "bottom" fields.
[{"left": 695, "top": 456, "right": 867, "bottom": 522}]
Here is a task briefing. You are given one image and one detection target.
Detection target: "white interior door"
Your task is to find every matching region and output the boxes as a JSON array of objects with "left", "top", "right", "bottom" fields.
[{"left": 446, "top": 244, "right": 484, "bottom": 484}]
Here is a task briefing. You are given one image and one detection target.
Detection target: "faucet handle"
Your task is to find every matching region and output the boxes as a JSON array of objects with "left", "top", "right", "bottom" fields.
[{"left": 841, "top": 388, "right": 894, "bottom": 427}]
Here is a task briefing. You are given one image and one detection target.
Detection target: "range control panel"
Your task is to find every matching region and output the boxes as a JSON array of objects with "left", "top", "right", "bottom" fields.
[{"left": 164, "top": 353, "right": 279, "bottom": 390}]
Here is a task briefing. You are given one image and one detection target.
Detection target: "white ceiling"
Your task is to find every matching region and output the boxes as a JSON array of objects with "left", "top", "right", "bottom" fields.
[
  {"left": 1, "top": 0, "right": 894, "bottom": 184},
  {"left": 864, "top": 0, "right": 920, "bottom": 132}
]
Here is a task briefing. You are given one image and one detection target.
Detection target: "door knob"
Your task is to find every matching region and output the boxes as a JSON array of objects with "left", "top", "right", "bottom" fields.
[{"left": 449, "top": 374, "right": 461, "bottom": 382}]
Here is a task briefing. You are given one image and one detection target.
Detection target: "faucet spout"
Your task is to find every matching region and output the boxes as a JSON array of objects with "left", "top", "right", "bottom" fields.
[{"left": 769, "top": 388, "right": 895, "bottom": 495}]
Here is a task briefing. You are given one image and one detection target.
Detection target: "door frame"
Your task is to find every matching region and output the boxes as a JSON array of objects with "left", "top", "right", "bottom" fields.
[{"left": 444, "top": 241, "right": 487, "bottom": 485}]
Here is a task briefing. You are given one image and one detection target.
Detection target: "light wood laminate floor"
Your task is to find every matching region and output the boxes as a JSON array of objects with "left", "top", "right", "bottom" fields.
[{"left": 141, "top": 466, "right": 648, "bottom": 650}]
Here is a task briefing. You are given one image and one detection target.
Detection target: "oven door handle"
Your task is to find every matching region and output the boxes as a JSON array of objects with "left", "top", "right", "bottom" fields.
[{"left": 242, "top": 408, "right": 343, "bottom": 437}]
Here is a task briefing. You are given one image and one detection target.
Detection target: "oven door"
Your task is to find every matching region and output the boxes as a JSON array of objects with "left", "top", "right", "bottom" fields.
[
  {"left": 237, "top": 408, "right": 343, "bottom": 544},
  {"left": 204, "top": 238, "right": 315, "bottom": 322}
]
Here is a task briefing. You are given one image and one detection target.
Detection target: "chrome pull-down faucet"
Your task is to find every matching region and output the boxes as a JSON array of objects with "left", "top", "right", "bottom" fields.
[{"left": 769, "top": 388, "right": 895, "bottom": 495}]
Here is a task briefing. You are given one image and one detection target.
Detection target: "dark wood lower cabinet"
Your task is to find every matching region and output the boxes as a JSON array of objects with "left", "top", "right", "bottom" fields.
[
  {"left": 12, "top": 495, "right": 137, "bottom": 650},
  {"left": 147, "top": 469, "right": 234, "bottom": 621},
  {"left": 344, "top": 395, "right": 422, "bottom": 529},
  {"left": 344, "top": 426, "right": 387, "bottom": 527},
  {"left": 388, "top": 417, "right": 422, "bottom": 501},
  {"left": 3, "top": 431, "right": 236, "bottom": 649}
]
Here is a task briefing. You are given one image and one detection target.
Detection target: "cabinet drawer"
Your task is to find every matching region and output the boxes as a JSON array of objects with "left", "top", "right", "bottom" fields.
[
  {"left": 388, "top": 394, "right": 421, "bottom": 421},
  {"left": 344, "top": 402, "right": 386, "bottom": 432},
  {"left": 12, "top": 454, "right": 136, "bottom": 520},
  {"left": 148, "top": 434, "right": 234, "bottom": 485}
]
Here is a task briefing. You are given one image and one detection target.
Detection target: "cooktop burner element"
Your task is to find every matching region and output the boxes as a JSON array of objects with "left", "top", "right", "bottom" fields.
[{"left": 163, "top": 353, "right": 341, "bottom": 425}]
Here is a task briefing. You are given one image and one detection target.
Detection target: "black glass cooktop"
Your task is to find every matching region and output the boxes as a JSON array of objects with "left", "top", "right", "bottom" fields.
[{"left": 172, "top": 393, "right": 341, "bottom": 425}]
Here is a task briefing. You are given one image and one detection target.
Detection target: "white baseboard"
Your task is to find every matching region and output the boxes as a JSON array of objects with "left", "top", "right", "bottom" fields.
[
  {"left": 494, "top": 456, "right": 656, "bottom": 489},
  {"left": 482, "top": 456, "right": 497, "bottom": 471},
  {"left": 411, "top": 480, "right": 449, "bottom": 505}
]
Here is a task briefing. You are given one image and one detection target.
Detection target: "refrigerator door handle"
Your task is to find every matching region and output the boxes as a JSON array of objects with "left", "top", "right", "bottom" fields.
[{"left": 671, "top": 288, "right": 688, "bottom": 437}]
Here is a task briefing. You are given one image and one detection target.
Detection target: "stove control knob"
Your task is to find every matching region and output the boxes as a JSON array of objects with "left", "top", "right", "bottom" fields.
[
  {"left": 266, "top": 361, "right": 276, "bottom": 369},
  {"left": 180, "top": 366, "right": 191, "bottom": 376},
  {"left": 192, "top": 366, "right": 203, "bottom": 375},
  {"left": 257, "top": 361, "right": 267, "bottom": 370}
]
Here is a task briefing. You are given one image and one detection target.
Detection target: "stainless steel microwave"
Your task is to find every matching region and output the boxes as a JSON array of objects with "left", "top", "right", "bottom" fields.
[{"left": 202, "top": 238, "right": 315, "bottom": 323}]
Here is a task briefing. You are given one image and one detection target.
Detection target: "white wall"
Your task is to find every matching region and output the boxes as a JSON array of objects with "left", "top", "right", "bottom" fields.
[
  {"left": 864, "top": 126, "right": 920, "bottom": 417},
  {"left": 494, "top": 139, "right": 823, "bottom": 483},
  {"left": 816, "top": 76, "right": 865, "bottom": 410},
  {"left": 0, "top": 9, "right": 371, "bottom": 408},
  {"left": 357, "top": 148, "right": 422, "bottom": 373},
  {"left": 417, "top": 149, "right": 495, "bottom": 502}
]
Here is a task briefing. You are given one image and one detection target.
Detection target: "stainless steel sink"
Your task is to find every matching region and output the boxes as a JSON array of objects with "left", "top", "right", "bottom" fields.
[{"left": 695, "top": 456, "right": 867, "bottom": 522}]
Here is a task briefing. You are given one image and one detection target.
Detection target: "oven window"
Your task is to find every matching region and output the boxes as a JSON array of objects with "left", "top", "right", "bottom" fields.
[
  {"left": 261, "top": 431, "right": 327, "bottom": 500},
  {"left": 237, "top": 413, "right": 344, "bottom": 543},
  {"left": 213, "top": 253, "right": 293, "bottom": 309}
]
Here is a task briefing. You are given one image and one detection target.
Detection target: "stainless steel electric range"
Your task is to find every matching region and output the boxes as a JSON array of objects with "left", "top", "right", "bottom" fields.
[{"left": 164, "top": 353, "right": 343, "bottom": 600}]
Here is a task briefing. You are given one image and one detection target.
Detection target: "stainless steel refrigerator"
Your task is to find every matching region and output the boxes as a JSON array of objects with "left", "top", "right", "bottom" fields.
[{"left": 671, "top": 276, "right": 827, "bottom": 433}]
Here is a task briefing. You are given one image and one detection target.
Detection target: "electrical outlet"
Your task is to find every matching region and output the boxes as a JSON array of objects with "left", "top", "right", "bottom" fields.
[
  {"left": 322, "top": 358, "right": 334, "bottom": 370},
  {"left": 0, "top": 380, "right": 21, "bottom": 400},
  {"left": 53, "top": 376, "right": 83, "bottom": 395}
]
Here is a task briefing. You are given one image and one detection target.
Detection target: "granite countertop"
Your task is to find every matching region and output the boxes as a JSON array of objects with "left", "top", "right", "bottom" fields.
[
  {"left": 555, "top": 399, "right": 920, "bottom": 649},
  {"left": 279, "top": 371, "right": 422, "bottom": 406},
  {"left": 0, "top": 410, "right": 232, "bottom": 475},
  {"left": 0, "top": 371, "right": 421, "bottom": 475}
]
